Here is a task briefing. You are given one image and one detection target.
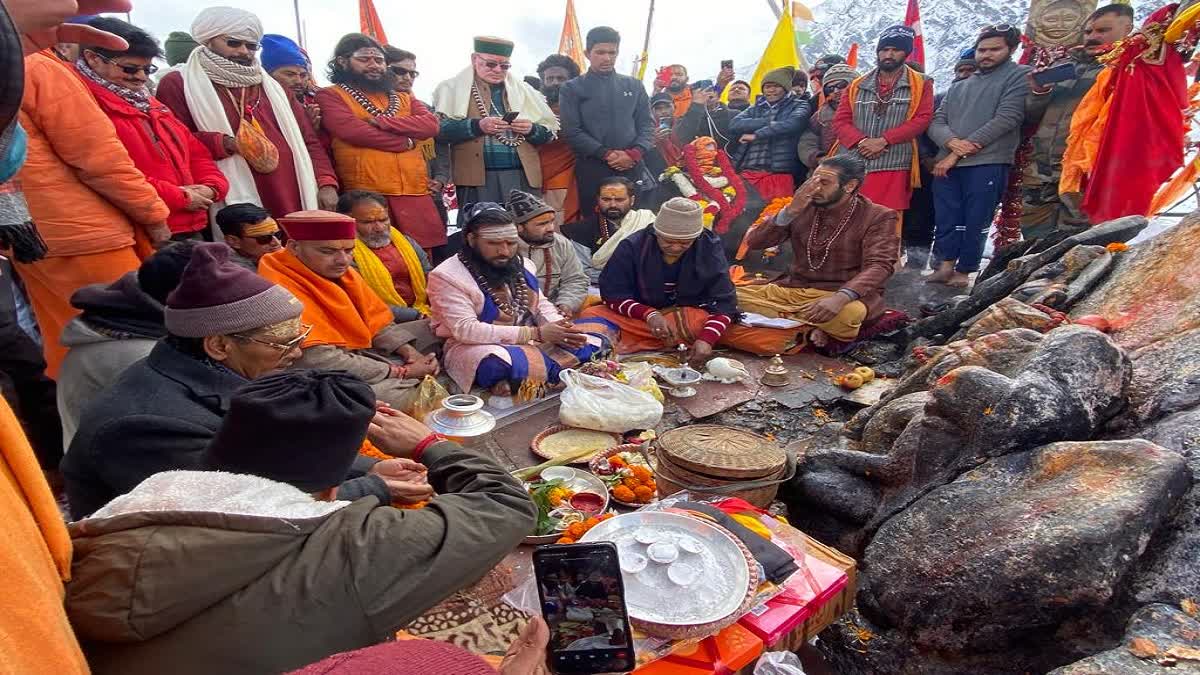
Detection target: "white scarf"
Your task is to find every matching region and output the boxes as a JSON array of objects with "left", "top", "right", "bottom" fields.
[
  {"left": 182, "top": 48, "right": 317, "bottom": 212},
  {"left": 592, "top": 209, "right": 657, "bottom": 268},
  {"left": 432, "top": 65, "right": 560, "bottom": 134}
]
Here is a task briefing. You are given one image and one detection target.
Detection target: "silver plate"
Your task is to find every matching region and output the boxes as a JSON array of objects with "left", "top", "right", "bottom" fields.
[
  {"left": 580, "top": 511, "right": 751, "bottom": 626},
  {"left": 522, "top": 468, "right": 611, "bottom": 545}
]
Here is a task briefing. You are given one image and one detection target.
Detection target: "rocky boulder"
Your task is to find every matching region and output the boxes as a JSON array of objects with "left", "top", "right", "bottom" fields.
[
  {"left": 860, "top": 440, "right": 1191, "bottom": 673},
  {"left": 1118, "top": 327, "right": 1200, "bottom": 431},
  {"left": 1049, "top": 603, "right": 1200, "bottom": 674}
]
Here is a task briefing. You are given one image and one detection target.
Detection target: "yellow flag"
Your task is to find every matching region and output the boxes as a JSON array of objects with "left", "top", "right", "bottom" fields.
[{"left": 724, "top": 9, "right": 801, "bottom": 103}]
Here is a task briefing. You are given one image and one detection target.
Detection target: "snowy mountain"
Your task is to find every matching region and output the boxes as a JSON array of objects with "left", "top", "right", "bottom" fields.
[{"left": 805, "top": 0, "right": 1022, "bottom": 90}]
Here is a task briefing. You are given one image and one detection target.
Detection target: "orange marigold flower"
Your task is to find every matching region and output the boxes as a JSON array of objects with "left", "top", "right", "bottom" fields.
[
  {"left": 622, "top": 476, "right": 641, "bottom": 490},
  {"left": 613, "top": 486, "right": 636, "bottom": 502},
  {"left": 630, "top": 466, "right": 653, "bottom": 482},
  {"left": 566, "top": 522, "right": 587, "bottom": 539},
  {"left": 609, "top": 456, "right": 627, "bottom": 468},
  {"left": 556, "top": 537, "right": 576, "bottom": 545},
  {"left": 583, "top": 517, "right": 600, "bottom": 529},
  {"left": 634, "top": 486, "right": 655, "bottom": 503},
  {"left": 1106, "top": 242, "right": 1129, "bottom": 253},
  {"left": 600, "top": 513, "right": 615, "bottom": 521}
]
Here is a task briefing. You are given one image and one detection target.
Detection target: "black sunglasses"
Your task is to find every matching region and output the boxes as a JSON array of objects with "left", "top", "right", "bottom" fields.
[
  {"left": 94, "top": 52, "right": 158, "bottom": 75},
  {"left": 823, "top": 81, "right": 849, "bottom": 95},
  {"left": 482, "top": 59, "right": 512, "bottom": 71},
  {"left": 390, "top": 65, "right": 420, "bottom": 78},
  {"left": 224, "top": 38, "right": 260, "bottom": 52},
  {"left": 250, "top": 232, "right": 280, "bottom": 245}
]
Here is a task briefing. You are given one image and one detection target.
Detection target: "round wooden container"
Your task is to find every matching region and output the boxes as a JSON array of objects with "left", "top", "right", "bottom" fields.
[{"left": 653, "top": 425, "right": 788, "bottom": 508}]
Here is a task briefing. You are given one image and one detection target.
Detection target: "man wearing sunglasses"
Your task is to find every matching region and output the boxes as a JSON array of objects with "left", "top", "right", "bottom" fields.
[
  {"left": 76, "top": 18, "right": 230, "bottom": 244},
  {"left": 432, "top": 36, "right": 559, "bottom": 219},
  {"left": 157, "top": 7, "right": 341, "bottom": 219},
  {"left": 799, "top": 64, "right": 859, "bottom": 171},
  {"left": 217, "top": 203, "right": 282, "bottom": 270}
]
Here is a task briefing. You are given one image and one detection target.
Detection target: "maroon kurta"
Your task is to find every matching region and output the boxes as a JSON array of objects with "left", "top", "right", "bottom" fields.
[
  {"left": 745, "top": 194, "right": 900, "bottom": 320},
  {"left": 156, "top": 70, "right": 338, "bottom": 218}
]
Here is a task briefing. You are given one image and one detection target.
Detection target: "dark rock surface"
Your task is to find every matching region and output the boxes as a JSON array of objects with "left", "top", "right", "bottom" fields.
[
  {"left": 1048, "top": 603, "right": 1200, "bottom": 674},
  {"left": 1117, "top": 327, "right": 1200, "bottom": 431},
  {"left": 860, "top": 440, "right": 1192, "bottom": 673}
]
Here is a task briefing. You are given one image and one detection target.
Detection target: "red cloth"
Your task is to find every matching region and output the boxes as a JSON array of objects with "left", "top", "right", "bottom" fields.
[
  {"left": 156, "top": 71, "right": 339, "bottom": 218},
  {"left": 385, "top": 194, "right": 446, "bottom": 249},
  {"left": 371, "top": 242, "right": 416, "bottom": 304},
  {"left": 78, "top": 76, "right": 229, "bottom": 235},
  {"left": 741, "top": 170, "right": 794, "bottom": 201},
  {"left": 860, "top": 169, "right": 912, "bottom": 211},
  {"left": 1081, "top": 36, "right": 1188, "bottom": 223},
  {"left": 279, "top": 210, "right": 357, "bottom": 240}
]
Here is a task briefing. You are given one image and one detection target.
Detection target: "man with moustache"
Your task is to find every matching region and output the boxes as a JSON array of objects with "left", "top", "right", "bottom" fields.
[
  {"left": 799, "top": 64, "right": 860, "bottom": 170},
  {"left": 338, "top": 190, "right": 431, "bottom": 322},
  {"left": 654, "top": 64, "right": 693, "bottom": 120},
  {"left": 726, "top": 80, "right": 753, "bottom": 111},
  {"left": 157, "top": 7, "right": 339, "bottom": 216},
  {"left": 564, "top": 176, "right": 657, "bottom": 276},
  {"left": 560, "top": 26, "right": 657, "bottom": 218},
  {"left": 317, "top": 34, "right": 445, "bottom": 252},
  {"left": 427, "top": 203, "right": 615, "bottom": 396},
  {"left": 261, "top": 33, "right": 321, "bottom": 130},
  {"left": 1021, "top": 3, "right": 1134, "bottom": 239},
  {"left": 536, "top": 53, "right": 583, "bottom": 225},
  {"left": 508, "top": 190, "right": 589, "bottom": 315},
  {"left": 833, "top": 25, "right": 934, "bottom": 215}
]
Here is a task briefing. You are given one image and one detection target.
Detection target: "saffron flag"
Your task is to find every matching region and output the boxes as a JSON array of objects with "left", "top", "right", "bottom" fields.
[
  {"left": 558, "top": 0, "right": 586, "bottom": 71},
  {"left": 791, "top": 1, "right": 813, "bottom": 67},
  {"left": 904, "top": 0, "right": 926, "bottom": 66},
  {"left": 723, "top": 9, "right": 800, "bottom": 103},
  {"left": 846, "top": 43, "right": 858, "bottom": 68},
  {"left": 359, "top": 0, "right": 388, "bottom": 45}
]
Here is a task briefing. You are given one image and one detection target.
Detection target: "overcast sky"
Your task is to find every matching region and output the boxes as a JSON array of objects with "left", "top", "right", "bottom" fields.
[{"left": 124, "top": 0, "right": 823, "bottom": 98}]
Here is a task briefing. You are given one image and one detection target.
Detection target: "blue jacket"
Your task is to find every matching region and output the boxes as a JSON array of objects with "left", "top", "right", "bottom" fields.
[{"left": 728, "top": 93, "right": 811, "bottom": 174}]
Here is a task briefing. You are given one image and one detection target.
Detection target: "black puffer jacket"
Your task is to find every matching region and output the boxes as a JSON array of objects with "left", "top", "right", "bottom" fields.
[{"left": 728, "top": 93, "right": 811, "bottom": 174}]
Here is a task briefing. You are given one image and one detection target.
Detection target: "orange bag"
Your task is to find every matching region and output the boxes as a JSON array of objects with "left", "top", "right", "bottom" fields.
[{"left": 226, "top": 88, "right": 279, "bottom": 174}]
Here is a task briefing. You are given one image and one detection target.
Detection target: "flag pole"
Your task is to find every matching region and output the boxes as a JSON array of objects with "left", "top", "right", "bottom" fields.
[
  {"left": 293, "top": 0, "right": 304, "bottom": 47},
  {"left": 633, "top": 0, "right": 656, "bottom": 80}
]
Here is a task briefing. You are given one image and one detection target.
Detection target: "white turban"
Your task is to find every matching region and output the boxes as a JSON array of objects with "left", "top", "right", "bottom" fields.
[{"left": 190, "top": 6, "right": 264, "bottom": 45}]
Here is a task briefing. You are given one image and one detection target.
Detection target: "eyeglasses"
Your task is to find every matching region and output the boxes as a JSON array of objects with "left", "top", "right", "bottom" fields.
[
  {"left": 93, "top": 52, "right": 158, "bottom": 75},
  {"left": 390, "top": 66, "right": 420, "bottom": 78},
  {"left": 481, "top": 59, "right": 512, "bottom": 71},
  {"left": 232, "top": 323, "right": 313, "bottom": 353},
  {"left": 249, "top": 232, "right": 281, "bottom": 245},
  {"left": 823, "top": 81, "right": 849, "bottom": 95},
  {"left": 224, "top": 38, "right": 260, "bottom": 52}
]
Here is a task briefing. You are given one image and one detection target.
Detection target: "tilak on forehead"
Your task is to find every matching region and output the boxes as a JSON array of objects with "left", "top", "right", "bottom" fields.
[
  {"left": 475, "top": 223, "right": 520, "bottom": 242},
  {"left": 351, "top": 47, "right": 385, "bottom": 60},
  {"left": 242, "top": 217, "right": 280, "bottom": 238}
]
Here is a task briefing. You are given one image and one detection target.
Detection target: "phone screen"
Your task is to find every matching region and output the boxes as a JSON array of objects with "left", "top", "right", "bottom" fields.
[
  {"left": 534, "top": 543, "right": 636, "bottom": 674},
  {"left": 502, "top": 111, "right": 520, "bottom": 123},
  {"left": 721, "top": 59, "right": 734, "bottom": 70}
]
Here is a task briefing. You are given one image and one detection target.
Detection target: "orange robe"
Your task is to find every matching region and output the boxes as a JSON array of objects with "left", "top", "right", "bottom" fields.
[
  {"left": 580, "top": 305, "right": 805, "bottom": 356},
  {"left": 257, "top": 249, "right": 394, "bottom": 349},
  {"left": 0, "top": 398, "right": 88, "bottom": 675}
]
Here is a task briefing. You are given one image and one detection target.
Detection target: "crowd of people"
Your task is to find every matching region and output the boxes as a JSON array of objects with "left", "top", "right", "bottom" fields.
[{"left": 0, "top": 1, "right": 1143, "bottom": 673}]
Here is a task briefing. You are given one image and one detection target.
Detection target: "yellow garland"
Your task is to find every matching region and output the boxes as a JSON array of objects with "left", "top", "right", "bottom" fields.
[{"left": 352, "top": 231, "right": 430, "bottom": 316}]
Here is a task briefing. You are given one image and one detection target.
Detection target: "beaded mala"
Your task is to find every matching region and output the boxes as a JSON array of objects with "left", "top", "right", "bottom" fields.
[
  {"left": 457, "top": 251, "right": 533, "bottom": 323},
  {"left": 337, "top": 83, "right": 401, "bottom": 117},
  {"left": 472, "top": 85, "right": 524, "bottom": 148},
  {"left": 807, "top": 196, "right": 860, "bottom": 271}
]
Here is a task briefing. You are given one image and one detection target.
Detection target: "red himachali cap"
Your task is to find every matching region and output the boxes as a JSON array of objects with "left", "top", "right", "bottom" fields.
[{"left": 279, "top": 210, "right": 358, "bottom": 241}]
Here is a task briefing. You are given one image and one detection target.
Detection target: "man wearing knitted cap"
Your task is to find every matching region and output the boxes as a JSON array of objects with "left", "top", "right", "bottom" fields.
[
  {"left": 728, "top": 66, "right": 812, "bottom": 201},
  {"left": 65, "top": 370, "right": 536, "bottom": 674},
  {"left": 508, "top": 189, "right": 589, "bottom": 315},
  {"left": 581, "top": 197, "right": 739, "bottom": 367},
  {"left": 156, "top": 7, "right": 340, "bottom": 218},
  {"left": 319, "top": 33, "right": 446, "bottom": 250},
  {"left": 832, "top": 25, "right": 934, "bottom": 216},
  {"left": 258, "top": 210, "right": 441, "bottom": 411},
  {"left": 62, "top": 243, "right": 415, "bottom": 519},
  {"left": 799, "top": 64, "right": 860, "bottom": 170},
  {"left": 428, "top": 203, "right": 617, "bottom": 396},
  {"left": 432, "top": 36, "right": 559, "bottom": 218}
]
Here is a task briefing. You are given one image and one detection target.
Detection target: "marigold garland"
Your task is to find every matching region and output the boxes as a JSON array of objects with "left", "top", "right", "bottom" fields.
[
  {"left": 681, "top": 142, "right": 747, "bottom": 234},
  {"left": 736, "top": 197, "right": 793, "bottom": 261}
]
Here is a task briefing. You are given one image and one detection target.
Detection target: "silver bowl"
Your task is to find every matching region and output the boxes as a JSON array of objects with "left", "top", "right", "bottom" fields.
[{"left": 424, "top": 394, "right": 496, "bottom": 441}]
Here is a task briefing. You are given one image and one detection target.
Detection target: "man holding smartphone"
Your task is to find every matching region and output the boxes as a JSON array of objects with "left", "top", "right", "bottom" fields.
[{"left": 1021, "top": 3, "right": 1134, "bottom": 240}]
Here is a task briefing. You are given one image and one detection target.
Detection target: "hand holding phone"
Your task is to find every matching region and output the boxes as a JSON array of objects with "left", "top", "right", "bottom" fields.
[
  {"left": 721, "top": 59, "right": 734, "bottom": 70},
  {"left": 502, "top": 111, "right": 520, "bottom": 123},
  {"left": 1033, "top": 62, "right": 1076, "bottom": 88},
  {"left": 534, "top": 543, "right": 636, "bottom": 674}
]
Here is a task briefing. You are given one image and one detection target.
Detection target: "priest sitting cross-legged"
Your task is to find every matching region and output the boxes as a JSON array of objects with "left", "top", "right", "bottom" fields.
[
  {"left": 337, "top": 190, "right": 431, "bottom": 323},
  {"left": 738, "top": 154, "right": 899, "bottom": 350},
  {"left": 257, "top": 210, "right": 440, "bottom": 412},
  {"left": 580, "top": 197, "right": 739, "bottom": 368},
  {"left": 427, "top": 203, "right": 619, "bottom": 397}
]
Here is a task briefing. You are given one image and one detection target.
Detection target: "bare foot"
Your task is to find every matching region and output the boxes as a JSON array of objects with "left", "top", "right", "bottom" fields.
[
  {"left": 490, "top": 381, "right": 512, "bottom": 396},
  {"left": 925, "top": 261, "right": 955, "bottom": 284},
  {"left": 946, "top": 272, "right": 971, "bottom": 289},
  {"left": 809, "top": 327, "right": 831, "bottom": 348}
]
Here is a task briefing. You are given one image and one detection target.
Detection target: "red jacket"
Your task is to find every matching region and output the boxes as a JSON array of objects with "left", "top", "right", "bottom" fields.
[{"left": 79, "top": 74, "right": 229, "bottom": 235}]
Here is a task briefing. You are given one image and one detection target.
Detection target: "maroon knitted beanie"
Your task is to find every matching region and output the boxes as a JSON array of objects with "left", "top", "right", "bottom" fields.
[{"left": 164, "top": 242, "right": 302, "bottom": 337}]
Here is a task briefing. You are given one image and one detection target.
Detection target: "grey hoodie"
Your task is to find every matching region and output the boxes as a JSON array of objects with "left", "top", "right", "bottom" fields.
[
  {"left": 928, "top": 59, "right": 1030, "bottom": 167},
  {"left": 57, "top": 319, "right": 156, "bottom": 448}
]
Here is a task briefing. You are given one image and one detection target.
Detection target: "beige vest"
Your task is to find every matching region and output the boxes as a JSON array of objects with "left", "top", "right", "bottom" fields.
[{"left": 450, "top": 79, "right": 543, "bottom": 188}]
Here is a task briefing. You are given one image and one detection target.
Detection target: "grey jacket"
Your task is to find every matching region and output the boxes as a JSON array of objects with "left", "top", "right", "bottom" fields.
[
  {"left": 518, "top": 233, "right": 590, "bottom": 313},
  {"left": 928, "top": 59, "right": 1030, "bottom": 167},
  {"left": 65, "top": 441, "right": 536, "bottom": 675},
  {"left": 56, "top": 319, "right": 155, "bottom": 449}
]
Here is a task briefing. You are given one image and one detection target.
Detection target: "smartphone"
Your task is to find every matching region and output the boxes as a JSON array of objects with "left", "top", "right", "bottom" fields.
[
  {"left": 534, "top": 542, "right": 636, "bottom": 674},
  {"left": 658, "top": 118, "right": 671, "bottom": 131},
  {"left": 721, "top": 59, "right": 734, "bottom": 70},
  {"left": 502, "top": 111, "right": 520, "bottom": 123},
  {"left": 1033, "top": 62, "right": 1077, "bottom": 87}
]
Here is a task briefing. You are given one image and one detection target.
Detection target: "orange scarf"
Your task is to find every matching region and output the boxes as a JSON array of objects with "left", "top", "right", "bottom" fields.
[
  {"left": 258, "top": 249, "right": 393, "bottom": 350},
  {"left": 839, "top": 66, "right": 925, "bottom": 188},
  {"left": 672, "top": 87, "right": 694, "bottom": 118}
]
